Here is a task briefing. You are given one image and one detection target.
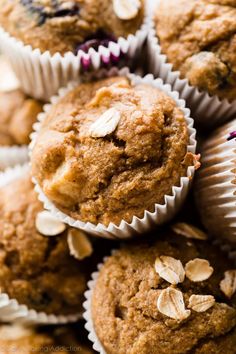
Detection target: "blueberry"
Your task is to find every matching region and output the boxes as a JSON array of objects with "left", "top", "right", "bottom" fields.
[
  {"left": 54, "top": 5, "right": 79, "bottom": 18},
  {"left": 76, "top": 30, "right": 117, "bottom": 53},
  {"left": 20, "top": 0, "right": 80, "bottom": 26}
]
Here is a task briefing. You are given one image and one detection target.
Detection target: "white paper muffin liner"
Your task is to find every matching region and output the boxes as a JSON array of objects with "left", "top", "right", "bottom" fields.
[
  {"left": 83, "top": 260, "right": 108, "bottom": 354},
  {"left": 29, "top": 68, "right": 197, "bottom": 239},
  {"left": 0, "top": 145, "right": 29, "bottom": 170},
  {"left": 147, "top": 1, "right": 236, "bottom": 128},
  {"left": 0, "top": 164, "right": 82, "bottom": 325},
  {"left": 0, "top": 55, "right": 20, "bottom": 92},
  {"left": 83, "top": 241, "right": 236, "bottom": 353},
  {"left": 0, "top": 4, "right": 149, "bottom": 102},
  {"left": 195, "top": 119, "right": 236, "bottom": 246}
]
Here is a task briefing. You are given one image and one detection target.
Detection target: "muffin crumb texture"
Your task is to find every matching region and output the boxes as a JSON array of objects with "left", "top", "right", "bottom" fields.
[
  {"left": 92, "top": 232, "right": 236, "bottom": 354},
  {"left": 0, "top": 174, "right": 89, "bottom": 315},
  {"left": 0, "top": 0, "right": 144, "bottom": 54},
  {"left": 155, "top": 0, "right": 236, "bottom": 100},
  {"left": 0, "top": 324, "right": 94, "bottom": 354},
  {"left": 0, "top": 89, "right": 42, "bottom": 146},
  {"left": 32, "top": 76, "right": 195, "bottom": 226}
]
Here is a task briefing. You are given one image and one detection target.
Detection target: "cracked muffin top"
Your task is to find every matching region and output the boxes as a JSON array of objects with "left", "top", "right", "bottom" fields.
[
  {"left": 0, "top": 324, "right": 94, "bottom": 354},
  {"left": 155, "top": 0, "right": 236, "bottom": 101},
  {"left": 0, "top": 89, "right": 42, "bottom": 146},
  {"left": 0, "top": 0, "right": 144, "bottom": 55},
  {"left": 31, "top": 76, "right": 196, "bottom": 226},
  {"left": 0, "top": 172, "right": 94, "bottom": 315},
  {"left": 92, "top": 227, "right": 236, "bottom": 354}
]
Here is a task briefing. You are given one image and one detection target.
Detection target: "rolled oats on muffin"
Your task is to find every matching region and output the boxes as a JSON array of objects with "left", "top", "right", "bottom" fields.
[
  {"left": 0, "top": 171, "right": 94, "bottom": 320},
  {"left": 87, "top": 227, "right": 236, "bottom": 354},
  {"left": 31, "top": 75, "right": 197, "bottom": 230},
  {"left": 155, "top": 0, "right": 236, "bottom": 101},
  {"left": 0, "top": 0, "right": 144, "bottom": 55}
]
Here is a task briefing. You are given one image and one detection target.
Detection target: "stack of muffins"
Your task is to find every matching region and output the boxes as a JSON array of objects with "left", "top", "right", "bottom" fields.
[{"left": 0, "top": 0, "right": 235, "bottom": 353}]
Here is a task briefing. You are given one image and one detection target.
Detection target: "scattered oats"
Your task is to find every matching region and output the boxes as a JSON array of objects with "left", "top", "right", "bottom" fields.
[
  {"left": 172, "top": 223, "right": 207, "bottom": 240},
  {"left": 155, "top": 256, "right": 185, "bottom": 285},
  {"left": 67, "top": 229, "right": 93, "bottom": 260},
  {"left": 157, "top": 287, "right": 191, "bottom": 321},
  {"left": 89, "top": 108, "right": 120, "bottom": 138},
  {"left": 113, "top": 0, "right": 141, "bottom": 20},
  {"left": 0, "top": 325, "right": 33, "bottom": 340},
  {"left": 220, "top": 270, "right": 236, "bottom": 299},
  {"left": 185, "top": 258, "right": 214, "bottom": 282},
  {"left": 36, "top": 211, "right": 66, "bottom": 236},
  {"left": 188, "top": 295, "right": 215, "bottom": 313}
]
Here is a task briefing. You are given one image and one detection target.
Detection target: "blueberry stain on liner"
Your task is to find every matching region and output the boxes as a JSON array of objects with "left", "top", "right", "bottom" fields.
[
  {"left": 227, "top": 131, "right": 236, "bottom": 141},
  {"left": 20, "top": 0, "right": 80, "bottom": 26}
]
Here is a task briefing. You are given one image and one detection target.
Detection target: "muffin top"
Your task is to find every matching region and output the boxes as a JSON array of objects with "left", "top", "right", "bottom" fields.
[
  {"left": 31, "top": 76, "right": 195, "bottom": 226},
  {"left": 0, "top": 0, "right": 144, "bottom": 55},
  {"left": 0, "top": 89, "right": 42, "bottom": 146},
  {"left": 92, "top": 228, "right": 236, "bottom": 354},
  {"left": 0, "top": 324, "right": 94, "bottom": 354},
  {"left": 155, "top": 0, "right": 236, "bottom": 101},
  {"left": 0, "top": 173, "right": 93, "bottom": 315}
]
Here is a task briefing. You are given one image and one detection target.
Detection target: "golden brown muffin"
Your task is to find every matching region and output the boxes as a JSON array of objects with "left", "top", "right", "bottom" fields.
[
  {"left": 0, "top": 89, "right": 42, "bottom": 146},
  {"left": 31, "top": 76, "right": 196, "bottom": 226},
  {"left": 155, "top": 0, "right": 236, "bottom": 101},
  {"left": 0, "top": 324, "right": 94, "bottom": 354},
  {"left": 92, "top": 228, "right": 236, "bottom": 354},
  {"left": 0, "top": 173, "right": 93, "bottom": 316},
  {"left": 0, "top": 0, "right": 144, "bottom": 55}
]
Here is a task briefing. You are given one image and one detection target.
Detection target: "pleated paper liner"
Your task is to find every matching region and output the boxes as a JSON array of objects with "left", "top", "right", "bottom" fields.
[
  {"left": 0, "top": 145, "right": 29, "bottom": 170},
  {"left": 195, "top": 119, "right": 236, "bottom": 245},
  {"left": 0, "top": 4, "right": 149, "bottom": 102},
  {"left": 146, "top": 1, "right": 236, "bottom": 129},
  {"left": 83, "top": 240, "right": 236, "bottom": 354},
  {"left": 29, "top": 67, "right": 197, "bottom": 239},
  {"left": 83, "top": 259, "right": 109, "bottom": 354},
  {"left": 0, "top": 164, "right": 81, "bottom": 325}
]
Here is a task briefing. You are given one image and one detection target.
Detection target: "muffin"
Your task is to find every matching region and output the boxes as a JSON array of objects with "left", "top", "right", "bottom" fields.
[
  {"left": 0, "top": 57, "right": 43, "bottom": 169},
  {"left": 0, "top": 89, "right": 42, "bottom": 146},
  {"left": 0, "top": 0, "right": 144, "bottom": 55},
  {"left": 0, "top": 171, "right": 93, "bottom": 319},
  {"left": 155, "top": 0, "right": 236, "bottom": 101},
  {"left": 31, "top": 75, "right": 197, "bottom": 229},
  {"left": 0, "top": 1, "right": 147, "bottom": 101},
  {"left": 88, "top": 227, "right": 236, "bottom": 354},
  {"left": 195, "top": 118, "right": 236, "bottom": 245},
  {"left": 0, "top": 324, "right": 94, "bottom": 354}
]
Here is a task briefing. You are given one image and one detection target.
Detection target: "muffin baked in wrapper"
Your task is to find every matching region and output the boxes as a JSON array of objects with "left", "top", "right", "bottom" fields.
[
  {"left": 147, "top": 0, "right": 236, "bottom": 129},
  {"left": 83, "top": 259, "right": 109, "bottom": 354},
  {"left": 29, "top": 68, "right": 197, "bottom": 239},
  {"left": 0, "top": 57, "right": 29, "bottom": 170},
  {"left": 0, "top": 5, "right": 149, "bottom": 102},
  {"left": 83, "top": 238, "right": 236, "bottom": 353},
  {"left": 0, "top": 164, "right": 81, "bottom": 325},
  {"left": 195, "top": 119, "right": 236, "bottom": 246}
]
